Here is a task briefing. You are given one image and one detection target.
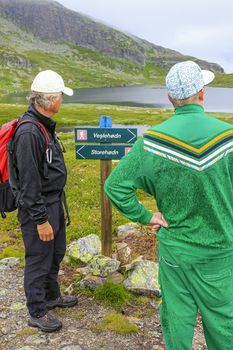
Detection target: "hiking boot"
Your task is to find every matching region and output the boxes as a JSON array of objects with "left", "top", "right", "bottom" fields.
[
  {"left": 46, "top": 295, "right": 78, "bottom": 310},
  {"left": 28, "top": 312, "right": 62, "bottom": 332}
]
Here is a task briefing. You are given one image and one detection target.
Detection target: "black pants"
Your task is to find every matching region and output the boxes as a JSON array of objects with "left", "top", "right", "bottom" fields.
[{"left": 18, "top": 201, "right": 66, "bottom": 317}]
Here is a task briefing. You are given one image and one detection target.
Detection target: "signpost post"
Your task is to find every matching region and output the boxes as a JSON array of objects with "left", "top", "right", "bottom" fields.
[
  {"left": 75, "top": 117, "right": 137, "bottom": 256},
  {"left": 100, "top": 157, "right": 112, "bottom": 255},
  {"left": 99, "top": 117, "right": 113, "bottom": 256}
]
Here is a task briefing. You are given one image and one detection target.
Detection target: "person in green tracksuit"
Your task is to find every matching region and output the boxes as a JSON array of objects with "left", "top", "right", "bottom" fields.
[{"left": 104, "top": 60, "right": 233, "bottom": 350}]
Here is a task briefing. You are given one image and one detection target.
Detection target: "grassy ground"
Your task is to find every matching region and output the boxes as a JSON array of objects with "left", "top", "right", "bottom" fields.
[
  {"left": 0, "top": 103, "right": 233, "bottom": 260},
  {"left": 0, "top": 103, "right": 233, "bottom": 128},
  {"left": 0, "top": 129, "right": 156, "bottom": 259}
]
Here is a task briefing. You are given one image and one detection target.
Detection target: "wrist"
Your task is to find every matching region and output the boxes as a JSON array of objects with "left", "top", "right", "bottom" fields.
[{"left": 140, "top": 210, "right": 153, "bottom": 225}]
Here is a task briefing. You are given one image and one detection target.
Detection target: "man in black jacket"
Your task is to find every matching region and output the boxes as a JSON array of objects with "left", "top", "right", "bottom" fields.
[{"left": 15, "top": 70, "right": 77, "bottom": 332}]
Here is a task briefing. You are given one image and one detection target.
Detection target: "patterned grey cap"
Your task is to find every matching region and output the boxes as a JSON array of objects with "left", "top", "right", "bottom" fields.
[{"left": 166, "top": 61, "right": 215, "bottom": 100}]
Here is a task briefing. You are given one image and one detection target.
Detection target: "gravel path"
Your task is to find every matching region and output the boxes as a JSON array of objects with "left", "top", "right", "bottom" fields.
[{"left": 0, "top": 259, "right": 207, "bottom": 350}]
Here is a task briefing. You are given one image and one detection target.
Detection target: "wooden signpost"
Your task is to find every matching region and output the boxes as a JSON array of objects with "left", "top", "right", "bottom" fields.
[{"left": 75, "top": 117, "right": 137, "bottom": 256}]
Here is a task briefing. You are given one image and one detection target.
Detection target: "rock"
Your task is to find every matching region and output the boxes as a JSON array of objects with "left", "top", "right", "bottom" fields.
[
  {"left": 116, "top": 242, "right": 132, "bottom": 265},
  {"left": 0, "top": 289, "right": 7, "bottom": 296},
  {"left": 0, "top": 257, "right": 21, "bottom": 269},
  {"left": 26, "top": 334, "right": 48, "bottom": 345},
  {"left": 1, "top": 327, "right": 8, "bottom": 335},
  {"left": 117, "top": 223, "right": 139, "bottom": 239},
  {"left": 0, "top": 312, "right": 7, "bottom": 319},
  {"left": 107, "top": 272, "right": 124, "bottom": 284},
  {"left": 87, "top": 255, "right": 120, "bottom": 277},
  {"left": 67, "top": 234, "right": 101, "bottom": 263},
  {"left": 123, "top": 260, "right": 160, "bottom": 297},
  {"left": 19, "top": 347, "right": 39, "bottom": 350},
  {"left": 61, "top": 346, "right": 83, "bottom": 350},
  {"left": 126, "top": 316, "right": 143, "bottom": 328},
  {"left": 80, "top": 275, "right": 106, "bottom": 291},
  {"left": 120, "top": 256, "right": 143, "bottom": 272}
]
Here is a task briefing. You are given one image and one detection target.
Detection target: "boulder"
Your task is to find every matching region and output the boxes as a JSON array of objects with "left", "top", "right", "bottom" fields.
[
  {"left": 116, "top": 242, "right": 132, "bottom": 265},
  {"left": 123, "top": 260, "right": 160, "bottom": 297},
  {"left": 87, "top": 255, "right": 120, "bottom": 277},
  {"left": 80, "top": 274, "right": 106, "bottom": 291},
  {"left": 67, "top": 234, "right": 101, "bottom": 263},
  {"left": 120, "top": 256, "right": 143, "bottom": 272},
  {"left": 107, "top": 272, "right": 124, "bottom": 284}
]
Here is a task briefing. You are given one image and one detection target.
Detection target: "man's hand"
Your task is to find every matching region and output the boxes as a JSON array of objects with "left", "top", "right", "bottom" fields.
[
  {"left": 148, "top": 212, "right": 168, "bottom": 232},
  {"left": 37, "top": 221, "right": 54, "bottom": 241}
]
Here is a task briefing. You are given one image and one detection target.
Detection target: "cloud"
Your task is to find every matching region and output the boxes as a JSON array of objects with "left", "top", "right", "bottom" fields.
[{"left": 172, "top": 25, "right": 233, "bottom": 72}]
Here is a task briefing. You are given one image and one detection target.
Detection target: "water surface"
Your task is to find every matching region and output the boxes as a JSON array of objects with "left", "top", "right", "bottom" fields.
[{"left": 1, "top": 86, "right": 233, "bottom": 113}]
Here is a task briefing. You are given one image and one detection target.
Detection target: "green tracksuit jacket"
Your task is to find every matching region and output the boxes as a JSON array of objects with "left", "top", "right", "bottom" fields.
[
  {"left": 104, "top": 103, "right": 233, "bottom": 250},
  {"left": 105, "top": 103, "right": 233, "bottom": 350}
]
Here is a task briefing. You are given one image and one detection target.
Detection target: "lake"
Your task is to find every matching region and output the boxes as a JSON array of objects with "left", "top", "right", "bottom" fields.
[{"left": 1, "top": 86, "right": 233, "bottom": 113}]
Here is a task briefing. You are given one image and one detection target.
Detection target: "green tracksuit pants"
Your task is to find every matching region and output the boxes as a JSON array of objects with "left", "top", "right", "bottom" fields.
[{"left": 158, "top": 240, "right": 233, "bottom": 350}]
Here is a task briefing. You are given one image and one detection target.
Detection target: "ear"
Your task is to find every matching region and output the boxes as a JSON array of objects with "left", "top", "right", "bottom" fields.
[
  {"left": 168, "top": 94, "right": 173, "bottom": 103},
  {"left": 199, "top": 89, "right": 205, "bottom": 101}
]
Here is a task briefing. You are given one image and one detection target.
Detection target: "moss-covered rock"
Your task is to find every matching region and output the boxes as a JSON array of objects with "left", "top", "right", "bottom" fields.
[
  {"left": 68, "top": 234, "right": 101, "bottom": 263},
  {"left": 123, "top": 260, "right": 160, "bottom": 296},
  {"left": 87, "top": 255, "right": 120, "bottom": 277}
]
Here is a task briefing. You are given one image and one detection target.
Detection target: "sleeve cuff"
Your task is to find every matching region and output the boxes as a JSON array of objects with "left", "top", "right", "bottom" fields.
[
  {"left": 34, "top": 216, "right": 48, "bottom": 225},
  {"left": 138, "top": 209, "right": 153, "bottom": 225}
]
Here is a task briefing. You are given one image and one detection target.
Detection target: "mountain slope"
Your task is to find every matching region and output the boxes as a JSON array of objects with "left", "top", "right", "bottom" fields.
[
  {"left": 0, "top": 0, "right": 230, "bottom": 95},
  {"left": 0, "top": 0, "right": 223, "bottom": 70},
  {"left": 0, "top": 14, "right": 147, "bottom": 94}
]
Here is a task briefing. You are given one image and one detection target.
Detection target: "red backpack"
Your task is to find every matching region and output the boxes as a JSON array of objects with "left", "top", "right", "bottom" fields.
[{"left": 0, "top": 118, "right": 50, "bottom": 218}]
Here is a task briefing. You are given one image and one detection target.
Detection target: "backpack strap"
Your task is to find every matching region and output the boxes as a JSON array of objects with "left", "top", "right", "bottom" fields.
[
  {"left": 61, "top": 190, "right": 71, "bottom": 226},
  {"left": 11, "top": 118, "right": 52, "bottom": 183}
]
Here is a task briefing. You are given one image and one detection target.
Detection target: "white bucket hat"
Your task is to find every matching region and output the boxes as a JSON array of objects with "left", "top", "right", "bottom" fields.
[
  {"left": 166, "top": 61, "right": 215, "bottom": 100},
  {"left": 31, "top": 70, "right": 73, "bottom": 96}
]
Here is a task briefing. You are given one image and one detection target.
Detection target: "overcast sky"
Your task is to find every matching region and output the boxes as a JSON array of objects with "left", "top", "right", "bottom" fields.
[{"left": 57, "top": 0, "right": 233, "bottom": 73}]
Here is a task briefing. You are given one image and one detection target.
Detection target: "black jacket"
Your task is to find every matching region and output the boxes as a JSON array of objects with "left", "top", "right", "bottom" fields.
[{"left": 14, "top": 105, "right": 67, "bottom": 224}]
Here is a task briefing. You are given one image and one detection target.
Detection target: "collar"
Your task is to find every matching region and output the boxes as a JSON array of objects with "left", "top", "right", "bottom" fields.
[
  {"left": 174, "top": 104, "right": 204, "bottom": 115},
  {"left": 27, "top": 104, "right": 56, "bottom": 135}
]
